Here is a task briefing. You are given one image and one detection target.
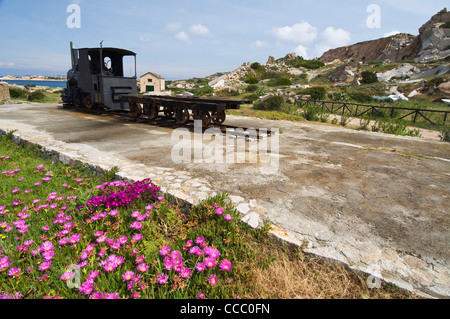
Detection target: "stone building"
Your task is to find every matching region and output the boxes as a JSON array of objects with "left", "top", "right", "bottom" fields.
[{"left": 139, "top": 72, "right": 165, "bottom": 93}]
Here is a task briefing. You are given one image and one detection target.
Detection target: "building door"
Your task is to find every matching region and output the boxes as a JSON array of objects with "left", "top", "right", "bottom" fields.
[{"left": 146, "top": 85, "right": 155, "bottom": 92}]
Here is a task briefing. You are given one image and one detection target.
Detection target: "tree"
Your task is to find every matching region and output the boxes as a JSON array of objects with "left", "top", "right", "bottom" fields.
[{"left": 361, "top": 71, "right": 378, "bottom": 84}]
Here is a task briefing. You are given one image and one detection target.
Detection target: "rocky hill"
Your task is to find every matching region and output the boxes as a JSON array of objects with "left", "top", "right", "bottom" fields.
[{"left": 320, "top": 8, "right": 450, "bottom": 63}]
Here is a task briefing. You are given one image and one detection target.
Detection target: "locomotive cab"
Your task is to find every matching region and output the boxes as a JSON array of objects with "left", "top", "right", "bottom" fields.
[{"left": 62, "top": 42, "right": 137, "bottom": 111}]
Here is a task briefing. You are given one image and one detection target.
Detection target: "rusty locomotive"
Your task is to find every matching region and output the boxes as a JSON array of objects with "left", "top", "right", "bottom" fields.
[{"left": 61, "top": 42, "right": 251, "bottom": 126}]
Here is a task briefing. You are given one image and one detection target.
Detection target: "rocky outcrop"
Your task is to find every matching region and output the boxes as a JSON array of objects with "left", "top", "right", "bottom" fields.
[
  {"left": 320, "top": 8, "right": 450, "bottom": 63},
  {"left": 327, "top": 61, "right": 361, "bottom": 84},
  {"left": 319, "top": 33, "right": 419, "bottom": 63},
  {"left": 0, "top": 82, "right": 10, "bottom": 101},
  {"left": 417, "top": 8, "right": 450, "bottom": 62}
]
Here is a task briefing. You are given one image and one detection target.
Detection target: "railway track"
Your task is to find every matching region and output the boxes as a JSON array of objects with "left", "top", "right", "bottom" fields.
[{"left": 61, "top": 104, "right": 274, "bottom": 140}]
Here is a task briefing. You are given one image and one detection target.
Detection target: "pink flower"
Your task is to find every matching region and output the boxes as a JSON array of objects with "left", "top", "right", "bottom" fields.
[
  {"left": 220, "top": 259, "right": 232, "bottom": 272},
  {"left": 131, "top": 211, "right": 140, "bottom": 218},
  {"left": 208, "top": 274, "right": 218, "bottom": 286},
  {"left": 131, "top": 234, "right": 143, "bottom": 242},
  {"left": 197, "top": 292, "right": 205, "bottom": 299},
  {"left": 156, "top": 273, "right": 168, "bottom": 285},
  {"left": 215, "top": 207, "right": 224, "bottom": 215},
  {"left": 94, "top": 231, "right": 103, "bottom": 237},
  {"left": 159, "top": 245, "right": 171, "bottom": 256},
  {"left": 204, "top": 257, "right": 216, "bottom": 268},
  {"left": 195, "top": 262, "right": 206, "bottom": 272},
  {"left": 137, "top": 263, "right": 149, "bottom": 272},
  {"left": 224, "top": 214, "right": 234, "bottom": 221},
  {"left": 109, "top": 210, "right": 119, "bottom": 217},
  {"left": 8, "top": 267, "right": 21, "bottom": 277},
  {"left": 42, "top": 177, "right": 52, "bottom": 182},
  {"left": 122, "top": 271, "right": 135, "bottom": 282},
  {"left": 180, "top": 267, "right": 192, "bottom": 279},
  {"left": 130, "top": 221, "right": 142, "bottom": 230},
  {"left": 60, "top": 272, "right": 74, "bottom": 281},
  {"left": 39, "top": 261, "right": 51, "bottom": 271},
  {"left": 12, "top": 188, "right": 20, "bottom": 194}
]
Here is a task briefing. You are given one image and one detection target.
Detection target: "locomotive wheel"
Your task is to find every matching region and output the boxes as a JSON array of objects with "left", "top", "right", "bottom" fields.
[
  {"left": 164, "top": 107, "right": 175, "bottom": 118},
  {"left": 84, "top": 96, "right": 93, "bottom": 109},
  {"left": 73, "top": 96, "right": 81, "bottom": 108},
  {"left": 211, "top": 111, "right": 226, "bottom": 125},
  {"left": 145, "top": 104, "right": 159, "bottom": 120},
  {"left": 201, "top": 111, "right": 211, "bottom": 127},
  {"left": 175, "top": 108, "right": 189, "bottom": 124}
]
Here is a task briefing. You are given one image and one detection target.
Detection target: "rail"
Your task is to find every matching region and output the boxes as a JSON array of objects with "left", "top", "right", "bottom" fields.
[{"left": 295, "top": 99, "right": 449, "bottom": 125}]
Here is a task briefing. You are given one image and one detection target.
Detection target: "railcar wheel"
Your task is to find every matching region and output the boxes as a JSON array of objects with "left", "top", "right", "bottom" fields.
[
  {"left": 201, "top": 111, "right": 211, "bottom": 127},
  {"left": 211, "top": 111, "right": 226, "bottom": 125},
  {"left": 145, "top": 104, "right": 159, "bottom": 120},
  {"left": 130, "top": 102, "right": 143, "bottom": 117},
  {"left": 164, "top": 107, "right": 175, "bottom": 118},
  {"left": 175, "top": 108, "right": 189, "bottom": 124}
]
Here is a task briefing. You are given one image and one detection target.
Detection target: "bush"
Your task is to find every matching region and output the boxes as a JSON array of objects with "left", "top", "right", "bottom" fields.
[
  {"left": 9, "top": 87, "right": 28, "bottom": 99},
  {"left": 250, "top": 62, "right": 263, "bottom": 71},
  {"left": 193, "top": 86, "right": 213, "bottom": 97},
  {"left": 246, "top": 85, "right": 259, "bottom": 92},
  {"left": 303, "top": 105, "right": 320, "bottom": 121},
  {"left": 266, "top": 77, "right": 292, "bottom": 87},
  {"left": 361, "top": 71, "right": 378, "bottom": 84},
  {"left": 245, "top": 74, "right": 259, "bottom": 84},
  {"left": 27, "top": 90, "right": 46, "bottom": 101},
  {"left": 301, "top": 86, "right": 327, "bottom": 100},
  {"left": 253, "top": 96, "right": 284, "bottom": 111},
  {"left": 350, "top": 92, "right": 373, "bottom": 103}
]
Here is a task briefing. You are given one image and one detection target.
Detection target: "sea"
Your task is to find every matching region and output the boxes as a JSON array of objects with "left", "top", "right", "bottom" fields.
[{"left": 1, "top": 79, "right": 66, "bottom": 89}]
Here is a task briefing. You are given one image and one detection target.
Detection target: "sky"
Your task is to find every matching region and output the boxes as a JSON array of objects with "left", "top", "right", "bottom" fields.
[{"left": 0, "top": 0, "right": 448, "bottom": 80}]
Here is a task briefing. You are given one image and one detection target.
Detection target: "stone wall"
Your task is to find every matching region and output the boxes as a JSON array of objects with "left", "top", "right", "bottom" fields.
[{"left": 0, "top": 82, "right": 10, "bottom": 101}]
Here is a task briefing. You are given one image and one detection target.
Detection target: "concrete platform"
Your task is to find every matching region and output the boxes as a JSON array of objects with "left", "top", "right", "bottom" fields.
[{"left": 1, "top": 102, "right": 449, "bottom": 298}]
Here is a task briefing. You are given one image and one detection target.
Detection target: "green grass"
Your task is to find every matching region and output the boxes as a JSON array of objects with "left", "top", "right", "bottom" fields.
[{"left": 0, "top": 132, "right": 421, "bottom": 299}]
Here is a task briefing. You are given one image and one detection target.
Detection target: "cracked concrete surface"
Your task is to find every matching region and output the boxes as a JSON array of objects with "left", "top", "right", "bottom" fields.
[{"left": 0, "top": 102, "right": 449, "bottom": 298}]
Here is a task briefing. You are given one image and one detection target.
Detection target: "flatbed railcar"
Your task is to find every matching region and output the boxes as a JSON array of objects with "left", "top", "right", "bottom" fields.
[{"left": 61, "top": 42, "right": 251, "bottom": 126}]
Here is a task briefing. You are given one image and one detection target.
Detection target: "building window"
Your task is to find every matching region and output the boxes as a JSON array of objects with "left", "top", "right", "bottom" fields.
[{"left": 148, "top": 79, "right": 153, "bottom": 82}]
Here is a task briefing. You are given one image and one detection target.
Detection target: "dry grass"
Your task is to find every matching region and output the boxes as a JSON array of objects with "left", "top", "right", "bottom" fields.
[{"left": 240, "top": 238, "right": 422, "bottom": 299}]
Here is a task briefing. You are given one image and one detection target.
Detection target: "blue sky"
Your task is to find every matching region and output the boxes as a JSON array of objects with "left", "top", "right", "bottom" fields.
[{"left": 0, "top": 0, "right": 448, "bottom": 80}]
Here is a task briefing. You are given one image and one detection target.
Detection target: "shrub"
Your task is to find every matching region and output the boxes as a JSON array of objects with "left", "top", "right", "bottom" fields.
[
  {"left": 350, "top": 92, "right": 373, "bottom": 103},
  {"left": 193, "top": 86, "right": 213, "bottom": 97},
  {"left": 361, "top": 71, "right": 378, "bottom": 84},
  {"left": 246, "top": 84, "right": 259, "bottom": 92},
  {"left": 27, "top": 90, "right": 46, "bottom": 101},
  {"left": 266, "top": 77, "right": 292, "bottom": 87},
  {"left": 439, "top": 123, "right": 450, "bottom": 142},
  {"left": 250, "top": 62, "right": 263, "bottom": 71},
  {"left": 253, "top": 96, "right": 284, "bottom": 111},
  {"left": 9, "top": 87, "right": 28, "bottom": 99},
  {"left": 303, "top": 105, "right": 320, "bottom": 121},
  {"left": 245, "top": 74, "right": 259, "bottom": 84},
  {"left": 301, "top": 86, "right": 327, "bottom": 100}
]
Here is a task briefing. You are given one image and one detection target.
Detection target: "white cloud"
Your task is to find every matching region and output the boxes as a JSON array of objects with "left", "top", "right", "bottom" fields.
[
  {"left": 251, "top": 40, "right": 267, "bottom": 48},
  {"left": 383, "top": 30, "right": 401, "bottom": 37},
  {"left": 266, "top": 22, "right": 318, "bottom": 43},
  {"left": 314, "top": 27, "right": 351, "bottom": 57},
  {"left": 0, "top": 62, "right": 16, "bottom": 67},
  {"left": 165, "top": 22, "right": 182, "bottom": 32},
  {"left": 294, "top": 45, "right": 308, "bottom": 59},
  {"left": 322, "top": 27, "right": 351, "bottom": 47},
  {"left": 175, "top": 31, "right": 192, "bottom": 44},
  {"left": 189, "top": 24, "right": 210, "bottom": 37}
]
